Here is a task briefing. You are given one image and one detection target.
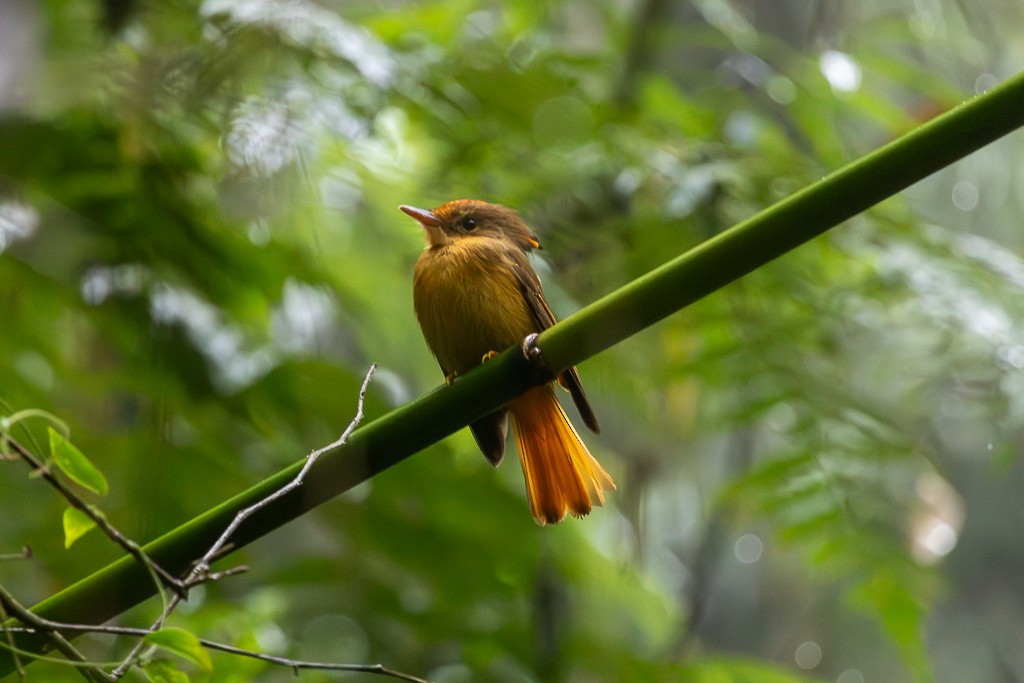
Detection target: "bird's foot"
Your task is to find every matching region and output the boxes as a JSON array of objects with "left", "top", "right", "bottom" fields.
[{"left": 521, "top": 333, "right": 555, "bottom": 380}]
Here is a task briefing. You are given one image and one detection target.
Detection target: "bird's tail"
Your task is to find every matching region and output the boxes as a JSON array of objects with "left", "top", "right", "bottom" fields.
[{"left": 509, "top": 385, "right": 616, "bottom": 525}]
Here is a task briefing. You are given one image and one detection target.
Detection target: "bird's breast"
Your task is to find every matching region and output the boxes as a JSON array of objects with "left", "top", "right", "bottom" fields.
[{"left": 413, "top": 240, "right": 536, "bottom": 376}]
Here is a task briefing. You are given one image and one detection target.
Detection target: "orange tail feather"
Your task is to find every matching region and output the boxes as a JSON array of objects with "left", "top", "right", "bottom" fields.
[{"left": 509, "top": 385, "right": 616, "bottom": 525}]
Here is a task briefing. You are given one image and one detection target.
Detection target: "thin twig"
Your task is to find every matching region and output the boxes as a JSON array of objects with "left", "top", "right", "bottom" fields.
[
  {"left": 0, "top": 585, "right": 113, "bottom": 682},
  {"left": 195, "top": 640, "right": 428, "bottom": 682},
  {"left": 193, "top": 363, "right": 378, "bottom": 581},
  {"left": 0, "top": 598, "right": 24, "bottom": 679},
  {"left": 110, "top": 363, "right": 378, "bottom": 679},
  {"left": 2, "top": 621, "right": 428, "bottom": 683},
  {"left": 0, "top": 547, "right": 32, "bottom": 562},
  {"left": 1, "top": 366, "right": 382, "bottom": 680},
  {"left": 3, "top": 436, "right": 186, "bottom": 599},
  {"left": 200, "top": 564, "right": 249, "bottom": 583}
]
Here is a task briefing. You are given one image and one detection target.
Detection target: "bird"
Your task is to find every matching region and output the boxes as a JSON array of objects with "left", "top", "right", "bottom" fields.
[{"left": 402, "top": 199, "right": 615, "bottom": 525}]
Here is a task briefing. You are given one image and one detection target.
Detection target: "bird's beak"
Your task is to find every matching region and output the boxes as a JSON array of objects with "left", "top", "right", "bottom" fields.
[{"left": 399, "top": 205, "right": 442, "bottom": 227}]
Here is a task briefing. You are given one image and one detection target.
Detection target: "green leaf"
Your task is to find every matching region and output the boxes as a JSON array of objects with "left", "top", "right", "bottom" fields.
[
  {"left": 144, "top": 628, "right": 213, "bottom": 672},
  {"left": 144, "top": 630, "right": 214, "bottom": 671},
  {"left": 47, "top": 426, "right": 108, "bottom": 495},
  {"left": 850, "top": 569, "right": 933, "bottom": 682},
  {"left": 145, "top": 626, "right": 212, "bottom": 671},
  {"left": 143, "top": 659, "right": 191, "bottom": 683},
  {"left": 62, "top": 506, "right": 96, "bottom": 549}
]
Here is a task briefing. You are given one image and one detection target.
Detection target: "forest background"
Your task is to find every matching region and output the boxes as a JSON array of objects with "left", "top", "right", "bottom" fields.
[{"left": 2, "top": 0, "right": 1024, "bottom": 681}]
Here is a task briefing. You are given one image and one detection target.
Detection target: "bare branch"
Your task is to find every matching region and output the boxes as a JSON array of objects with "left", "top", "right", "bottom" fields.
[
  {"left": 1, "top": 365, "right": 389, "bottom": 681},
  {"left": 0, "top": 547, "right": 31, "bottom": 562},
  {"left": 194, "top": 640, "right": 429, "bottom": 682},
  {"left": 0, "top": 597, "right": 25, "bottom": 679},
  {"left": 191, "top": 362, "right": 378, "bottom": 582},
  {"left": 110, "top": 363, "right": 378, "bottom": 679},
  {"left": 0, "top": 585, "right": 114, "bottom": 682},
  {"left": 1, "top": 365, "right": 386, "bottom": 679},
  {"left": 3, "top": 436, "right": 186, "bottom": 599},
  {"left": 2, "top": 621, "right": 427, "bottom": 683}
]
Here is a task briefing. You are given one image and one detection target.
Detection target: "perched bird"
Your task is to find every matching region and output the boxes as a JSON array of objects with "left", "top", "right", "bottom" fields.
[{"left": 402, "top": 199, "right": 615, "bottom": 525}]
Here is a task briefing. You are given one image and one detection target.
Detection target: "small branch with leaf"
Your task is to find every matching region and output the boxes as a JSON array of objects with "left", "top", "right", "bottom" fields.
[{"left": 0, "top": 364, "right": 425, "bottom": 681}]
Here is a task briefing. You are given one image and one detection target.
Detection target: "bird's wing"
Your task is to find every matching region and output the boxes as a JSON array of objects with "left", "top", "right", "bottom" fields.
[{"left": 507, "top": 248, "right": 600, "bottom": 434}]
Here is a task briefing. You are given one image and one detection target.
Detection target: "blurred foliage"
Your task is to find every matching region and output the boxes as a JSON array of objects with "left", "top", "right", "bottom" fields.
[{"left": 2, "top": 0, "right": 1024, "bottom": 681}]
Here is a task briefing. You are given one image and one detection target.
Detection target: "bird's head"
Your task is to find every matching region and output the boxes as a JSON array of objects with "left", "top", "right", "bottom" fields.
[{"left": 400, "top": 199, "right": 541, "bottom": 251}]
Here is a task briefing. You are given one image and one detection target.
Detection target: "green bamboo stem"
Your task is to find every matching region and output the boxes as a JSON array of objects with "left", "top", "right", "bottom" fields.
[
  {"left": 4, "top": 69, "right": 1024, "bottom": 677},
  {"left": 540, "top": 78, "right": 1024, "bottom": 372}
]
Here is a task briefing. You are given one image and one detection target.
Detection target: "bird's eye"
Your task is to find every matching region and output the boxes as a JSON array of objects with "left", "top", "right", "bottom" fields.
[{"left": 461, "top": 218, "right": 477, "bottom": 231}]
